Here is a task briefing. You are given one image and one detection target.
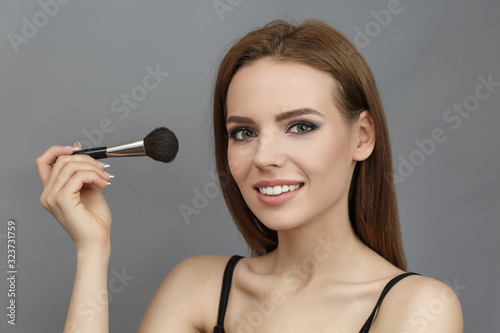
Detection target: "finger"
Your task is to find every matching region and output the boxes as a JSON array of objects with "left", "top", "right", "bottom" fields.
[
  {"left": 40, "top": 154, "right": 107, "bottom": 210},
  {"left": 45, "top": 154, "right": 109, "bottom": 192},
  {"left": 57, "top": 170, "right": 110, "bottom": 208},
  {"left": 50, "top": 160, "right": 113, "bottom": 195},
  {"left": 36, "top": 145, "right": 79, "bottom": 186}
]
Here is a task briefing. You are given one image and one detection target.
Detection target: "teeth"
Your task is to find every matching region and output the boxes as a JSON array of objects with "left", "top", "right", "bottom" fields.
[
  {"left": 273, "top": 186, "right": 282, "bottom": 195},
  {"left": 258, "top": 184, "right": 301, "bottom": 196}
]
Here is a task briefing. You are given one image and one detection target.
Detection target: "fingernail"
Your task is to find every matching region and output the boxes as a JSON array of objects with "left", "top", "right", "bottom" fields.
[
  {"left": 64, "top": 146, "right": 76, "bottom": 150},
  {"left": 106, "top": 182, "right": 111, "bottom": 186},
  {"left": 103, "top": 171, "right": 114, "bottom": 179},
  {"left": 96, "top": 161, "right": 110, "bottom": 168},
  {"left": 72, "top": 141, "right": 81, "bottom": 150}
]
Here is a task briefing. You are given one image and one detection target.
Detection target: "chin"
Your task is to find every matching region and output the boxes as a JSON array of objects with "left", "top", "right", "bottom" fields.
[{"left": 253, "top": 210, "right": 306, "bottom": 232}]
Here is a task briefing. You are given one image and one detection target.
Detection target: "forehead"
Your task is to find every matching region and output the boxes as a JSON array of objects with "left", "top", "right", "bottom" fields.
[{"left": 226, "top": 59, "right": 337, "bottom": 118}]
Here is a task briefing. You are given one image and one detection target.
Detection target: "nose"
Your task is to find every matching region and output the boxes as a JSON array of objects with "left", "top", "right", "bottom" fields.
[{"left": 253, "top": 128, "right": 286, "bottom": 169}]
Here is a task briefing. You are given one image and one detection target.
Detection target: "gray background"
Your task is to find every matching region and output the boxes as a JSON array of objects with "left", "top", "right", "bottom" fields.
[{"left": 0, "top": 0, "right": 498, "bottom": 331}]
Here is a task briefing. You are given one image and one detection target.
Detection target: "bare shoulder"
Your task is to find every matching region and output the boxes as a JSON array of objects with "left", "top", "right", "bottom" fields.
[
  {"left": 138, "top": 255, "right": 233, "bottom": 333},
  {"left": 373, "top": 274, "right": 464, "bottom": 333},
  {"left": 166, "top": 254, "right": 233, "bottom": 284}
]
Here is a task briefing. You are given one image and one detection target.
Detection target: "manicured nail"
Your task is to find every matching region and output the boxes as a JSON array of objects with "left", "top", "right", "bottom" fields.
[
  {"left": 106, "top": 182, "right": 111, "bottom": 185},
  {"left": 64, "top": 146, "right": 76, "bottom": 150},
  {"left": 103, "top": 171, "right": 114, "bottom": 179},
  {"left": 96, "top": 161, "right": 110, "bottom": 168}
]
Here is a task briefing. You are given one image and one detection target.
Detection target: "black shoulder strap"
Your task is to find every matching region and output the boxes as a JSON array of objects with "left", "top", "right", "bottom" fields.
[
  {"left": 359, "top": 272, "right": 420, "bottom": 333},
  {"left": 213, "top": 255, "right": 244, "bottom": 333}
]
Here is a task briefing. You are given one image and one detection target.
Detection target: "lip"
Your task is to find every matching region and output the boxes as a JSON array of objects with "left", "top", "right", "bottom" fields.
[{"left": 253, "top": 180, "right": 304, "bottom": 206}]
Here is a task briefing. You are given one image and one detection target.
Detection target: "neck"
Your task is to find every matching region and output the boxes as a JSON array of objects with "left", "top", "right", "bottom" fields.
[{"left": 267, "top": 200, "right": 371, "bottom": 284}]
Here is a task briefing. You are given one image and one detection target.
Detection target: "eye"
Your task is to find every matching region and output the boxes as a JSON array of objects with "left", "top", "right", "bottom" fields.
[
  {"left": 227, "top": 127, "right": 257, "bottom": 142},
  {"left": 288, "top": 122, "right": 318, "bottom": 134}
]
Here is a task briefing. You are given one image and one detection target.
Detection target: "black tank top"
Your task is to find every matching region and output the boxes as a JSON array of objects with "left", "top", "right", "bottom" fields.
[{"left": 213, "top": 255, "right": 419, "bottom": 333}]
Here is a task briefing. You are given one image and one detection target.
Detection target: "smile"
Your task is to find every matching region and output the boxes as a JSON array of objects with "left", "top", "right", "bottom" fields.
[{"left": 257, "top": 184, "right": 303, "bottom": 196}]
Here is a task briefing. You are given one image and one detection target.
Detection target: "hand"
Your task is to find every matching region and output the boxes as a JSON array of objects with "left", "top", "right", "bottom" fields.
[{"left": 36, "top": 142, "right": 114, "bottom": 251}]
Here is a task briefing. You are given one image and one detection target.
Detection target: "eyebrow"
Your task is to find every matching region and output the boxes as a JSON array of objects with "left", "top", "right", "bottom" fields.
[{"left": 226, "top": 108, "right": 324, "bottom": 124}]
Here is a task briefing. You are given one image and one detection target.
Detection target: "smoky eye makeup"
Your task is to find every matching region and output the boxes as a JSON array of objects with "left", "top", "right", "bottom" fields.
[
  {"left": 286, "top": 120, "right": 320, "bottom": 134},
  {"left": 226, "top": 119, "right": 321, "bottom": 142},
  {"left": 225, "top": 126, "right": 256, "bottom": 141}
]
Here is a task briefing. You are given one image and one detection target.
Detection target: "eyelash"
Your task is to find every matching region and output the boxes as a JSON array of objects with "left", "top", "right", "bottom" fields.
[{"left": 226, "top": 121, "right": 319, "bottom": 142}]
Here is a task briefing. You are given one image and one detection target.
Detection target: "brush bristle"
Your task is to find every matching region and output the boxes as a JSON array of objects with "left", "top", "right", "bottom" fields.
[{"left": 144, "top": 127, "right": 179, "bottom": 163}]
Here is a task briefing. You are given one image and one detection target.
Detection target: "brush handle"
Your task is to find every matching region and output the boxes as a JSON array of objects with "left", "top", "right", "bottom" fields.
[{"left": 72, "top": 147, "right": 108, "bottom": 159}]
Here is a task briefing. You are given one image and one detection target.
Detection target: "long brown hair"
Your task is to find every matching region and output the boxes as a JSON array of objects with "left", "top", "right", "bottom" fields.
[{"left": 213, "top": 19, "right": 406, "bottom": 270}]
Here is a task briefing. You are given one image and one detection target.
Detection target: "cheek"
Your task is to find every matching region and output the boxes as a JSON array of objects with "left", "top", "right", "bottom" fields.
[
  {"left": 295, "top": 130, "right": 352, "bottom": 182},
  {"left": 227, "top": 148, "right": 239, "bottom": 180},
  {"left": 227, "top": 144, "right": 256, "bottom": 183}
]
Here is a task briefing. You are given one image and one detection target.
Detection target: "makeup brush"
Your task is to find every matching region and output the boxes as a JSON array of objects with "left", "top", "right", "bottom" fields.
[{"left": 72, "top": 127, "right": 179, "bottom": 163}]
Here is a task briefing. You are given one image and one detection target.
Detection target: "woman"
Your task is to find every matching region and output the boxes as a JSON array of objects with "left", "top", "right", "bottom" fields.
[{"left": 36, "top": 19, "right": 463, "bottom": 332}]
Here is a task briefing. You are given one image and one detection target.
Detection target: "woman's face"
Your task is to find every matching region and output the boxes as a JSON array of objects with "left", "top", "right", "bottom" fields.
[{"left": 226, "top": 59, "right": 364, "bottom": 231}]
